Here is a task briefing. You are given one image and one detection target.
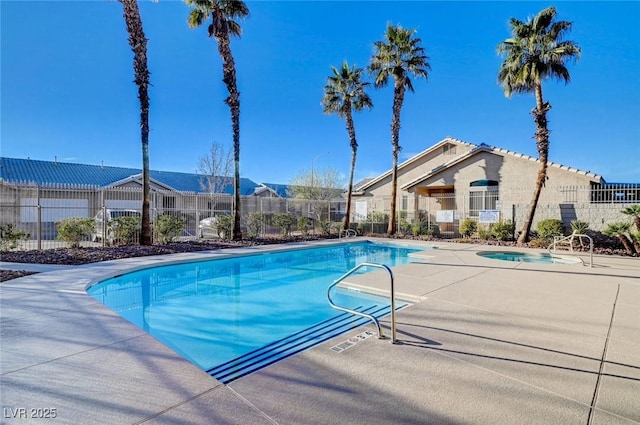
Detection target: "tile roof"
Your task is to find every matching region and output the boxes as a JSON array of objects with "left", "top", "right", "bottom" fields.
[{"left": 0, "top": 157, "right": 261, "bottom": 195}]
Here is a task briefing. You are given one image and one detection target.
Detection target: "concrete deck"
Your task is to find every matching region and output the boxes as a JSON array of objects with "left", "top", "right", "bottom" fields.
[{"left": 1, "top": 240, "right": 638, "bottom": 425}]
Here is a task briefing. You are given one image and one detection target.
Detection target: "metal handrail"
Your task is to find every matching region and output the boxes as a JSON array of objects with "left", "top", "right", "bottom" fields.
[
  {"left": 548, "top": 232, "right": 593, "bottom": 267},
  {"left": 339, "top": 228, "right": 357, "bottom": 239},
  {"left": 327, "top": 262, "right": 398, "bottom": 343}
]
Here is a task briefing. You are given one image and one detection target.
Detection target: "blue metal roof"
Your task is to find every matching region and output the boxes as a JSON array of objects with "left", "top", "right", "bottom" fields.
[
  {"left": 0, "top": 157, "right": 260, "bottom": 195},
  {"left": 260, "top": 182, "right": 290, "bottom": 198}
]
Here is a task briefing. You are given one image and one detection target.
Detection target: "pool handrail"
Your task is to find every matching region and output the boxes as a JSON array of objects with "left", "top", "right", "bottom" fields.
[
  {"left": 327, "top": 262, "right": 398, "bottom": 344},
  {"left": 339, "top": 228, "right": 358, "bottom": 239},
  {"left": 548, "top": 231, "right": 593, "bottom": 267}
]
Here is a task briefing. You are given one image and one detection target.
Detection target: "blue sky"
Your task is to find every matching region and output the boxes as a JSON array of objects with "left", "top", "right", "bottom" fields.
[{"left": 2, "top": 1, "right": 639, "bottom": 185}]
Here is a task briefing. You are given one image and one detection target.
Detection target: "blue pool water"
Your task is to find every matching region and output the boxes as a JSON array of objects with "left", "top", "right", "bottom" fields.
[
  {"left": 477, "top": 251, "right": 580, "bottom": 264},
  {"left": 87, "top": 241, "right": 424, "bottom": 382}
]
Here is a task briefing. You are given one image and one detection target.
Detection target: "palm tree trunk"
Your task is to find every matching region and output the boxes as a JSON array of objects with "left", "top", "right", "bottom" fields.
[
  {"left": 120, "top": 0, "right": 152, "bottom": 245},
  {"left": 517, "top": 83, "right": 550, "bottom": 245},
  {"left": 617, "top": 234, "right": 634, "bottom": 255},
  {"left": 213, "top": 19, "right": 242, "bottom": 241},
  {"left": 387, "top": 83, "right": 405, "bottom": 235},
  {"left": 629, "top": 232, "right": 640, "bottom": 254},
  {"left": 343, "top": 107, "right": 357, "bottom": 231}
]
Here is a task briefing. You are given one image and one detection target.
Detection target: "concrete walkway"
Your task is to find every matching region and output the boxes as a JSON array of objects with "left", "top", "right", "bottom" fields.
[{"left": 1, "top": 240, "right": 638, "bottom": 424}]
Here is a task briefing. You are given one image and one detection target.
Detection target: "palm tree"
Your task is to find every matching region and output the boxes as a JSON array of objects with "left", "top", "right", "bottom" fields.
[
  {"left": 322, "top": 61, "right": 373, "bottom": 232},
  {"left": 497, "top": 6, "right": 581, "bottom": 244},
  {"left": 603, "top": 222, "right": 634, "bottom": 255},
  {"left": 370, "top": 24, "right": 430, "bottom": 235},
  {"left": 621, "top": 204, "right": 640, "bottom": 231},
  {"left": 185, "top": 0, "right": 249, "bottom": 240},
  {"left": 119, "top": 0, "right": 152, "bottom": 245}
]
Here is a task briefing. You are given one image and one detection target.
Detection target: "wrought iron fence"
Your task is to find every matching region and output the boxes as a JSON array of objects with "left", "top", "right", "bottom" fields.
[
  {"left": 350, "top": 184, "right": 637, "bottom": 238},
  {"left": 0, "top": 182, "right": 346, "bottom": 250},
  {"left": 1, "top": 182, "right": 637, "bottom": 250}
]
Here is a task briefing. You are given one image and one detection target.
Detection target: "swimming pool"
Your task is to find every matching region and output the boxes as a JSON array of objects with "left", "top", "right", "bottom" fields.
[
  {"left": 477, "top": 251, "right": 581, "bottom": 264},
  {"left": 87, "top": 241, "right": 425, "bottom": 383}
]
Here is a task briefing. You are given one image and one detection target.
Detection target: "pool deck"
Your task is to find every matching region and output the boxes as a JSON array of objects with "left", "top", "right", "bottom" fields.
[{"left": 1, "top": 239, "right": 639, "bottom": 425}]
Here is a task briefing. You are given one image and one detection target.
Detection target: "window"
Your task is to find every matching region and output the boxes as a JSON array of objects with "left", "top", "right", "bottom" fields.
[
  {"left": 469, "top": 180, "right": 499, "bottom": 217},
  {"left": 443, "top": 144, "right": 456, "bottom": 155}
]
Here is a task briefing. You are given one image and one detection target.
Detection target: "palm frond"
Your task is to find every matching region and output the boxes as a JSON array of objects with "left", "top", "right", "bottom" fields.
[{"left": 497, "top": 6, "right": 580, "bottom": 96}]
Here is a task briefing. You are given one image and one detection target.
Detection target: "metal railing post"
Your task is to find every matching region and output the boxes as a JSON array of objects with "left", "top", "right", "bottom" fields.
[{"left": 327, "top": 262, "right": 398, "bottom": 344}]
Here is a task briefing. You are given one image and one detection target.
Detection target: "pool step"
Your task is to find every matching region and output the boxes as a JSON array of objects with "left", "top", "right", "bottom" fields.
[{"left": 207, "top": 304, "right": 392, "bottom": 384}]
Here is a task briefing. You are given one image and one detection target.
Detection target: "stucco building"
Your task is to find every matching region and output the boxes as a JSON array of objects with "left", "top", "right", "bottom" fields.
[{"left": 352, "top": 137, "right": 637, "bottom": 234}]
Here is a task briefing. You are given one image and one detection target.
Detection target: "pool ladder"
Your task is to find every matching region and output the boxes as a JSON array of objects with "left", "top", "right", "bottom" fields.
[
  {"left": 547, "top": 232, "right": 593, "bottom": 267},
  {"left": 327, "top": 262, "right": 398, "bottom": 344}
]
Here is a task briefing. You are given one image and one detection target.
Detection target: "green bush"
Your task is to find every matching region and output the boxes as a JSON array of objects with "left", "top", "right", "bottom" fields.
[
  {"left": 528, "top": 237, "right": 549, "bottom": 248},
  {"left": 570, "top": 220, "right": 590, "bottom": 234},
  {"left": 537, "top": 219, "right": 565, "bottom": 240},
  {"left": 57, "top": 217, "right": 95, "bottom": 248},
  {"left": 155, "top": 215, "right": 185, "bottom": 244},
  {"left": 459, "top": 219, "right": 477, "bottom": 238},
  {"left": 368, "top": 211, "right": 389, "bottom": 223},
  {"left": 411, "top": 224, "right": 423, "bottom": 236},
  {"left": 111, "top": 216, "right": 141, "bottom": 245},
  {"left": 477, "top": 225, "right": 491, "bottom": 240},
  {"left": 491, "top": 220, "right": 515, "bottom": 241},
  {"left": 246, "top": 212, "right": 265, "bottom": 239},
  {"left": 318, "top": 219, "right": 332, "bottom": 236},
  {"left": 0, "top": 224, "right": 30, "bottom": 251},
  {"left": 215, "top": 215, "right": 234, "bottom": 240},
  {"left": 399, "top": 218, "right": 412, "bottom": 234},
  {"left": 272, "top": 213, "right": 295, "bottom": 236},
  {"left": 424, "top": 224, "right": 440, "bottom": 237},
  {"left": 297, "top": 216, "right": 312, "bottom": 236}
]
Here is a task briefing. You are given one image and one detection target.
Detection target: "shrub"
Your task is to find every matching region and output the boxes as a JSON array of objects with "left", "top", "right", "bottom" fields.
[
  {"left": 459, "top": 219, "right": 477, "bottom": 238},
  {"left": 0, "top": 224, "right": 30, "bottom": 251},
  {"left": 215, "top": 215, "right": 234, "bottom": 240},
  {"left": 424, "top": 224, "right": 440, "bottom": 237},
  {"left": 154, "top": 215, "right": 185, "bottom": 244},
  {"left": 111, "top": 216, "right": 141, "bottom": 245},
  {"left": 297, "top": 216, "right": 312, "bottom": 236},
  {"left": 368, "top": 211, "right": 389, "bottom": 223},
  {"left": 528, "top": 237, "right": 549, "bottom": 248},
  {"left": 272, "top": 213, "right": 295, "bottom": 236},
  {"left": 318, "top": 219, "right": 332, "bottom": 236},
  {"left": 603, "top": 222, "right": 635, "bottom": 255},
  {"left": 477, "top": 225, "right": 491, "bottom": 240},
  {"left": 570, "top": 220, "right": 589, "bottom": 234},
  {"left": 537, "top": 219, "right": 565, "bottom": 240},
  {"left": 491, "top": 220, "right": 515, "bottom": 241},
  {"left": 399, "top": 218, "right": 412, "bottom": 234},
  {"left": 57, "top": 217, "right": 95, "bottom": 248},
  {"left": 246, "top": 212, "right": 265, "bottom": 239}
]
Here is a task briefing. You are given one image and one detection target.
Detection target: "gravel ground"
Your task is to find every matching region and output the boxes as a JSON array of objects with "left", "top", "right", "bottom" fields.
[
  {"left": 0, "top": 237, "right": 331, "bottom": 282},
  {"left": 1, "top": 235, "right": 633, "bottom": 283}
]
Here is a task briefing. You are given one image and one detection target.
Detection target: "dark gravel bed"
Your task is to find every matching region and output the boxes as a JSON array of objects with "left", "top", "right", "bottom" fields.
[
  {"left": 1, "top": 235, "right": 633, "bottom": 283},
  {"left": 0, "top": 237, "right": 333, "bottom": 282},
  {"left": 0, "top": 270, "right": 38, "bottom": 282}
]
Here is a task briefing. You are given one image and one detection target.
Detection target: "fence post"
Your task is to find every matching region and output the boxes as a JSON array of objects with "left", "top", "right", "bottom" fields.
[
  {"left": 511, "top": 204, "right": 516, "bottom": 240},
  {"left": 36, "top": 186, "right": 42, "bottom": 250}
]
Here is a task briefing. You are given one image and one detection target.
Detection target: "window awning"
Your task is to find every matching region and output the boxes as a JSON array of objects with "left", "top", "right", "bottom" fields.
[
  {"left": 470, "top": 180, "right": 499, "bottom": 187},
  {"left": 416, "top": 185, "right": 454, "bottom": 196}
]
